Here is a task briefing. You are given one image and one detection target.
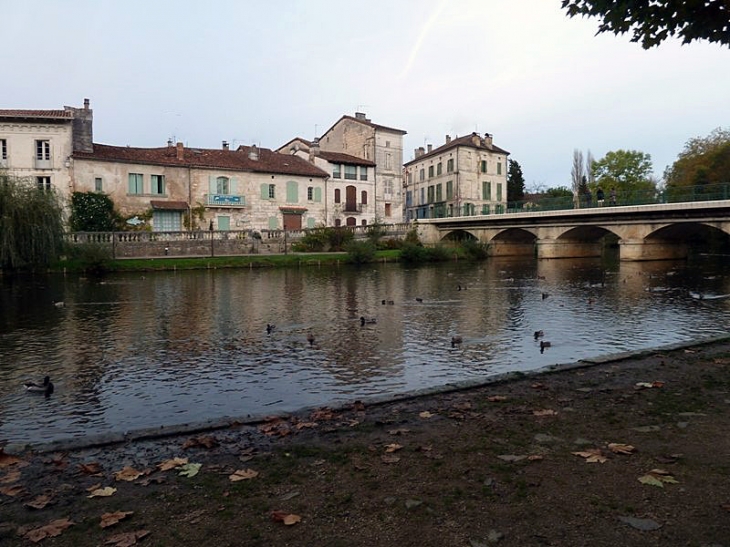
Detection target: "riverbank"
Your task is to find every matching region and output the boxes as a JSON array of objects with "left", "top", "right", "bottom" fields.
[{"left": 2, "top": 340, "right": 729, "bottom": 546}]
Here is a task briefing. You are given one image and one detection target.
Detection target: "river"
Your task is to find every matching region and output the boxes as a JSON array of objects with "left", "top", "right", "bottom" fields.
[{"left": 1, "top": 255, "right": 729, "bottom": 446}]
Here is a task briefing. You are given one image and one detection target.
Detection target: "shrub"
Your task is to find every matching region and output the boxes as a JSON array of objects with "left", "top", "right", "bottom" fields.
[
  {"left": 461, "top": 239, "right": 489, "bottom": 260},
  {"left": 64, "top": 242, "right": 112, "bottom": 274},
  {"left": 69, "top": 192, "right": 121, "bottom": 232},
  {"left": 345, "top": 241, "right": 376, "bottom": 264}
]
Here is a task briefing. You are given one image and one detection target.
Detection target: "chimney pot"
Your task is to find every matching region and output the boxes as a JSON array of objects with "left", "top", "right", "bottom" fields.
[
  {"left": 84, "top": 98, "right": 90, "bottom": 110},
  {"left": 445, "top": 134, "right": 451, "bottom": 144},
  {"left": 427, "top": 144, "right": 432, "bottom": 153},
  {"left": 222, "top": 141, "right": 229, "bottom": 150},
  {"left": 355, "top": 112, "right": 366, "bottom": 120}
]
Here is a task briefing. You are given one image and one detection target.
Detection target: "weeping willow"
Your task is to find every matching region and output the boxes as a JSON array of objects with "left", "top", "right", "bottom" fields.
[{"left": 0, "top": 173, "right": 65, "bottom": 270}]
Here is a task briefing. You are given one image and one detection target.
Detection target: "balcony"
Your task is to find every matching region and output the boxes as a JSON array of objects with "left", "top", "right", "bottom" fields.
[
  {"left": 343, "top": 203, "right": 367, "bottom": 213},
  {"left": 205, "top": 194, "right": 246, "bottom": 207}
]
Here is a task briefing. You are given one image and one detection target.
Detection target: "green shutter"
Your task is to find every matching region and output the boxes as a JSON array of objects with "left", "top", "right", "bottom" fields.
[
  {"left": 268, "top": 216, "right": 278, "bottom": 230},
  {"left": 314, "top": 187, "right": 322, "bottom": 202},
  {"left": 307, "top": 217, "right": 315, "bottom": 228},
  {"left": 261, "top": 183, "right": 269, "bottom": 199},
  {"left": 230, "top": 177, "right": 238, "bottom": 194},
  {"left": 209, "top": 176, "right": 217, "bottom": 194},
  {"left": 286, "top": 181, "right": 298, "bottom": 203}
]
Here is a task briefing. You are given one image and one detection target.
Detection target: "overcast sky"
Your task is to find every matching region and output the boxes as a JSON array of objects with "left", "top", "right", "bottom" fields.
[{"left": 4, "top": 0, "right": 728, "bottom": 189}]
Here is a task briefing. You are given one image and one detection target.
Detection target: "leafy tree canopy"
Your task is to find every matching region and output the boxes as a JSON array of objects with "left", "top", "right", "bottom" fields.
[
  {"left": 69, "top": 191, "right": 120, "bottom": 232},
  {"left": 664, "top": 128, "right": 730, "bottom": 190},
  {"left": 561, "top": 0, "right": 730, "bottom": 49},
  {"left": 544, "top": 186, "right": 574, "bottom": 198},
  {"left": 507, "top": 159, "right": 526, "bottom": 204},
  {"left": 592, "top": 149, "right": 657, "bottom": 202}
]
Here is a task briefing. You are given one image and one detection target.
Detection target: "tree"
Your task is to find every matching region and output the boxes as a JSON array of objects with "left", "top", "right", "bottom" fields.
[
  {"left": 561, "top": 0, "right": 730, "bottom": 49},
  {"left": 592, "top": 149, "right": 657, "bottom": 204},
  {"left": 69, "top": 191, "right": 120, "bottom": 232},
  {"left": 571, "top": 150, "right": 584, "bottom": 202},
  {"left": 0, "top": 173, "right": 64, "bottom": 270},
  {"left": 664, "top": 128, "right": 730, "bottom": 196},
  {"left": 507, "top": 159, "right": 526, "bottom": 206}
]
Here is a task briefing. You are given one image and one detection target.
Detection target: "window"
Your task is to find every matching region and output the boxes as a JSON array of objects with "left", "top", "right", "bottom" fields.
[
  {"left": 359, "top": 166, "right": 368, "bottom": 181},
  {"left": 496, "top": 183, "right": 503, "bottom": 201},
  {"left": 447, "top": 158, "right": 454, "bottom": 173},
  {"left": 307, "top": 186, "right": 314, "bottom": 201},
  {"left": 437, "top": 162, "right": 442, "bottom": 175},
  {"left": 35, "top": 140, "right": 50, "bottom": 160},
  {"left": 268, "top": 184, "right": 275, "bottom": 199},
  {"left": 385, "top": 203, "right": 391, "bottom": 217},
  {"left": 334, "top": 189, "right": 341, "bottom": 203},
  {"left": 419, "top": 169, "right": 425, "bottom": 181},
  {"left": 335, "top": 218, "right": 341, "bottom": 227},
  {"left": 344, "top": 165, "right": 357, "bottom": 180},
  {"left": 383, "top": 179, "right": 393, "bottom": 196},
  {"left": 385, "top": 153, "right": 392, "bottom": 170},
  {"left": 36, "top": 176, "right": 51, "bottom": 191},
  {"left": 428, "top": 165, "right": 434, "bottom": 178},
  {"left": 406, "top": 190, "right": 412, "bottom": 207},
  {"left": 386, "top": 141, "right": 390, "bottom": 148},
  {"left": 482, "top": 181, "right": 491, "bottom": 200},
  {"left": 481, "top": 160, "right": 487, "bottom": 173},
  {"left": 481, "top": 204, "right": 490, "bottom": 215},
  {"left": 361, "top": 190, "right": 368, "bottom": 205},
  {"left": 427, "top": 185, "right": 434, "bottom": 203},
  {"left": 446, "top": 180, "right": 453, "bottom": 200},
  {"left": 128, "top": 173, "right": 143, "bottom": 194},
  {"left": 94, "top": 177, "right": 103, "bottom": 192},
  {"left": 436, "top": 183, "right": 442, "bottom": 202},
  {"left": 0, "top": 139, "right": 6, "bottom": 160},
  {"left": 333, "top": 164, "right": 341, "bottom": 179},
  {"left": 497, "top": 162, "right": 502, "bottom": 175},
  {"left": 216, "top": 176, "right": 229, "bottom": 194},
  {"left": 420, "top": 188, "right": 425, "bottom": 205},
  {"left": 151, "top": 174, "right": 166, "bottom": 195}
]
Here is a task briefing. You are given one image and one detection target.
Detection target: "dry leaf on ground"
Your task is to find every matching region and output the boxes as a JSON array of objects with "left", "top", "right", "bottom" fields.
[
  {"left": 381, "top": 454, "right": 401, "bottom": 464},
  {"left": 229, "top": 469, "right": 258, "bottom": 482},
  {"left": 487, "top": 395, "right": 508, "bottom": 402},
  {"left": 271, "top": 510, "right": 302, "bottom": 525},
  {"left": 88, "top": 486, "right": 117, "bottom": 498},
  {"left": 638, "top": 468, "right": 679, "bottom": 487},
  {"left": 0, "top": 448, "right": 23, "bottom": 468},
  {"left": 295, "top": 422, "right": 318, "bottom": 430},
  {"left": 533, "top": 409, "right": 558, "bottom": 416},
  {"left": 310, "top": 408, "right": 337, "bottom": 421},
  {"left": 0, "top": 484, "right": 25, "bottom": 497},
  {"left": 157, "top": 457, "right": 188, "bottom": 471},
  {"left": 419, "top": 411, "right": 434, "bottom": 419},
  {"left": 572, "top": 449, "right": 607, "bottom": 463},
  {"left": 79, "top": 462, "right": 103, "bottom": 475},
  {"left": 114, "top": 466, "right": 144, "bottom": 482},
  {"left": 608, "top": 443, "right": 636, "bottom": 455},
  {"left": 100, "top": 511, "right": 134, "bottom": 528},
  {"left": 24, "top": 518, "right": 74, "bottom": 543},
  {"left": 25, "top": 494, "right": 54, "bottom": 509},
  {"left": 0, "top": 470, "right": 21, "bottom": 484},
  {"left": 105, "top": 529, "right": 150, "bottom": 547},
  {"left": 178, "top": 463, "right": 202, "bottom": 477},
  {"left": 384, "top": 443, "right": 403, "bottom": 453},
  {"left": 388, "top": 428, "right": 410, "bottom": 435},
  {"left": 182, "top": 436, "right": 219, "bottom": 449}
]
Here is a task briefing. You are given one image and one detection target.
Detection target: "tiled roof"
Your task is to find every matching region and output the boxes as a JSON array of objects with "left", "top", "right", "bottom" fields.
[
  {"left": 320, "top": 115, "right": 407, "bottom": 139},
  {"left": 150, "top": 200, "right": 188, "bottom": 210},
  {"left": 73, "top": 143, "right": 329, "bottom": 178},
  {"left": 0, "top": 109, "right": 74, "bottom": 120},
  {"left": 403, "top": 132, "right": 510, "bottom": 167},
  {"left": 317, "top": 151, "right": 376, "bottom": 167},
  {"left": 277, "top": 137, "right": 312, "bottom": 153}
]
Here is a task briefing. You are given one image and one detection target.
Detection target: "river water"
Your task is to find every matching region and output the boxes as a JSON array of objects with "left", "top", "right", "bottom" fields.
[{"left": 1, "top": 255, "right": 729, "bottom": 446}]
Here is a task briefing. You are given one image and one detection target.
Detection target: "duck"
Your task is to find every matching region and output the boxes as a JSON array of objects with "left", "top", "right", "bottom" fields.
[
  {"left": 360, "top": 316, "right": 377, "bottom": 326},
  {"left": 266, "top": 323, "right": 275, "bottom": 334},
  {"left": 457, "top": 284, "right": 467, "bottom": 291},
  {"left": 541, "top": 292, "right": 550, "bottom": 300},
  {"left": 415, "top": 297, "right": 423, "bottom": 302},
  {"left": 306, "top": 333, "right": 315, "bottom": 346},
  {"left": 53, "top": 301, "right": 65, "bottom": 308},
  {"left": 451, "top": 336, "right": 463, "bottom": 348},
  {"left": 540, "top": 340, "right": 551, "bottom": 354},
  {"left": 534, "top": 330, "right": 544, "bottom": 340},
  {"left": 24, "top": 376, "right": 54, "bottom": 396}
]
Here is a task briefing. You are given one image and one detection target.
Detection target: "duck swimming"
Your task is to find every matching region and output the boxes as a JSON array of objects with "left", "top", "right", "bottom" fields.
[
  {"left": 307, "top": 333, "right": 315, "bottom": 346},
  {"left": 24, "top": 376, "right": 54, "bottom": 396},
  {"left": 451, "top": 336, "right": 463, "bottom": 348},
  {"left": 266, "top": 323, "right": 275, "bottom": 334},
  {"left": 360, "top": 316, "right": 377, "bottom": 326},
  {"left": 534, "top": 330, "right": 544, "bottom": 340},
  {"left": 540, "top": 340, "right": 551, "bottom": 354}
]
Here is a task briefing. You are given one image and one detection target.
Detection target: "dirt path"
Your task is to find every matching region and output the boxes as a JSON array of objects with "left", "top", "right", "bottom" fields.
[{"left": 2, "top": 340, "right": 730, "bottom": 546}]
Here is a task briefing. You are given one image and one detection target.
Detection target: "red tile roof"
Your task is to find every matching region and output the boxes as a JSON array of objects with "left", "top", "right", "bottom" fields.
[
  {"left": 320, "top": 115, "right": 407, "bottom": 139},
  {"left": 150, "top": 200, "right": 188, "bottom": 210},
  {"left": 73, "top": 143, "right": 329, "bottom": 178},
  {"left": 0, "top": 109, "right": 74, "bottom": 120},
  {"left": 403, "top": 132, "right": 510, "bottom": 167},
  {"left": 317, "top": 151, "right": 376, "bottom": 167}
]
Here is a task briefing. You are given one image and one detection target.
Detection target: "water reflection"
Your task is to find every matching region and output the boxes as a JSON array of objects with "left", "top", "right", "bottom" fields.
[{"left": 1, "top": 255, "right": 730, "bottom": 445}]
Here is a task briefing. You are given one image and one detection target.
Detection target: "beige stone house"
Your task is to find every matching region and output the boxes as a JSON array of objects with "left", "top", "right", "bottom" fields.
[
  {"left": 72, "top": 141, "right": 329, "bottom": 232},
  {"left": 316, "top": 113, "right": 406, "bottom": 223},
  {"left": 0, "top": 99, "right": 93, "bottom": 200},
  {"left": 278, "top": 137, "right": 377, "bottom": 226},
  {"left": 403, "top": 132, "right": 510, "bottom": 221}
]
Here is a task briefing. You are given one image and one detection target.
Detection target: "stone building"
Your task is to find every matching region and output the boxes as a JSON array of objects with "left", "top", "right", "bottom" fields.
[
  {"left": 72, "top": 141, "right": 329, "bottom": 232},
  {"left": 278, "top": 137, "right": 377, "bottom": 226},
  {"left": 316, "top": 113, "right": 406, "bottom": 223},
  {"left": 403, "top": 132, "right": 510, "bottom": 221},
  {"left": 0, "top": 99, "right": 92, "bottom": 200}
]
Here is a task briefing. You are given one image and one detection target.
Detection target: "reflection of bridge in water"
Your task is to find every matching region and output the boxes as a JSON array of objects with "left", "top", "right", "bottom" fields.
[{"left": 416, "top": 200, "right": 730, "bottom": 261}]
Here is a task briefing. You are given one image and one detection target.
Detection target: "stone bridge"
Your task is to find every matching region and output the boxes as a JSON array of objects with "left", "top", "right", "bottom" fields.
[{"left": 415, "top": 201, "right": 730, "bottom": 261}]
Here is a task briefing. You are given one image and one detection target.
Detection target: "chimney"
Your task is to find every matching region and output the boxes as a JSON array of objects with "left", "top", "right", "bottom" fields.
[
  {"left": 309, "top": 138, "right": 320, "bottom": 162},
  {"left": 355, "top": 112, "right": 367, "bottom": 120},
  {"left": 415, "top": 146, "right": 425, "bottom": 158},
  {"left": 484, "top": 133, "right": 493, "bottom": 147},
  {"left": 176, "top": 142, "right": 184, "bottom": 160},
  {"left": 471, "top": 133, "right": 481, "bottom": 146},
  {"left": 84, "top": 98, "right": 90, "bottom": 110},
  {"left": 222, "top": 141, "right": 229, "bottom": 150},
  {"left": 167, "top": 138, "right": 173, "bottom": 147},
  {"left": 427, "top": 144, "right": 432, "bottom": 153},
  {"left": 445, "top": 134, "right": 451, "bottom": 144},
  {"left": 66, "top": 99, "right": 93, "bottom": 153},
  {"left": 248, "top": 144, "right": 259, "bottom": 161}
]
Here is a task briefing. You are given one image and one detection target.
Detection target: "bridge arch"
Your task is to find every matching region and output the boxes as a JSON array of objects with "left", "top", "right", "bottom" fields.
[
  {"left": 488, "top": 228, "right": 538, "bottom": 257},
  {"left": 440, "top": 229, "right": 479, "bottom": 242}
]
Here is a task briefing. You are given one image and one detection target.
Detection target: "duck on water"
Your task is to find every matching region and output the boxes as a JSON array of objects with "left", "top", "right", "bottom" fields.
[{"left": 24, "top": 376, "right": 54, "bottom": 396}]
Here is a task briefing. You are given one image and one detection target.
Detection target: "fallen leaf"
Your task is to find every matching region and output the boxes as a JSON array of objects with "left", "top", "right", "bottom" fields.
[
  {"left": 157, "top": 457, "right": 188, "bottom": 471},
  {"left": 528, "top": 455, "right": 544, "bottom": 461},
  {"left": 452, "top": 402, "right": 472, "bottom": 411},
  {"left": 100, "top": 511, "right": 134, "bottom": 529},
  {"left": 136, "top": 475, "right": 166, "bottom": 486},
  {"left": 78, "top": 462, "right": 103, "bottom": 475},
  {"left": 295, "top": 422, "right": 318, "bottom": 430},
  {"left": 381, "top": 454, "right": 401, "bottom": 464},
  {"left": 114, "top": 466, "right": 144, "bottom": 482},
  {"left": 351, "top": 400, "right": 366, "bottom": 411},
  {"left": 487, "top": 395, "right": 508, "bottom": 402},
  {"left": 229, "top": 469, "right": 258, "bottom": 482},
  {"left": 531, "top": 383, "right": 548, "bottom": 390},
  {"left": 24, "top": 518, "right": 74, "bottom": 543},
  {"left": 638, "top": 468, "right": 679, "bottom": 487},
  {"left": 105, "top": 529, "right": 150, "bottom": 547},
  {"left": 388, "top": 428, "right": 411, "bottom": 435},
  {"left": 271, "top": 510, "right": 301, "bottom": 525},
  {"left": 419, "top": 411, "right": 434, "bottom": 419},
  {"left": 572, "top": 449, "right": 607, "bottom": 463},
  {"left": 0, "top": 448, "right": 23, "bottom": 468},
  {"left": 310, "top": 408, "right": 337, "bottom": 421},
  {"left": 0, "top": 470, "right": 21, "bottom": 484},
  {"left": 497, "top": 454, "right": 527, "bottom": 462},
  {"left": 178, "top": 463, "right": 202, "bottom": 477},
  {"left": 25, "top": 494, "right": 54, "bottom": 509},
  {"left": 88, "top": 486, "right": 117, "bottom": 498},
  {"left": 533, "top": 409, "right": 558, "bottom": 416},
  {"left": 608, "top": 443, "right": 636, "bottom": 455},
  {"left": 182, "top": 436, "right": 219, "bottom": 449},
  {"left": 384, "top": 443, "right": 403, "bottom": 453},
  {"left": 0, "top": 484, "right": 25, "bottom": 497}
]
